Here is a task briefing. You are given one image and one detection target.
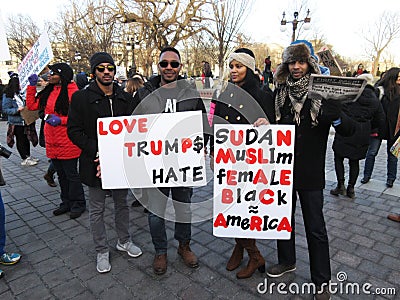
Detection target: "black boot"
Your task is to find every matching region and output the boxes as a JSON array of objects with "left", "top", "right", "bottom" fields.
[
  {"left": 346, "top": 184, "right": 355, "bottom": 198},
  {"left": 330, "top": 181, "right": 345, "bottom": 196}
]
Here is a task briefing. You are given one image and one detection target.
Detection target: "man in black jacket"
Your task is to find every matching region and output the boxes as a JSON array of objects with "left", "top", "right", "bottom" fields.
[
  {"left": 67, "top": 52, "right": 142, "bottom": 274},
  {"left": 266, "top": 42, "right": 356, "bottom": 300},
  {"left": 133, "top": 46, "right": 209, "bottom": 275}
]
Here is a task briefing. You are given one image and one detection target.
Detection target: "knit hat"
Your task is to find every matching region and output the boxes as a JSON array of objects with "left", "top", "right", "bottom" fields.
[
  {"left": 89, "top": 52, "right": 115, "bottom": 74},
  {"left": 49, "top": 63, "right": 73, "bottom": 82},
  {"left": 356, "top": 73, "right": 374, "bottom": 86},
  {"left": 228, "top": 52, "right": 256, "bottom": 74},
  {"left": 274, "top": 42, "right": 321, "bottom": 84}
]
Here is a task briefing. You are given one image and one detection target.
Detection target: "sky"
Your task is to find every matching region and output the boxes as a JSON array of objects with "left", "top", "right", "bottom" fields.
[{"left": 1, "top": 0, "right": 399, "bottom": 64}]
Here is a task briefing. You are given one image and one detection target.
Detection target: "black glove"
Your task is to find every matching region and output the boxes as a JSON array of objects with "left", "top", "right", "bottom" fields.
[{"left": 321, "top": 98, "right": 341, "bottom": 122}]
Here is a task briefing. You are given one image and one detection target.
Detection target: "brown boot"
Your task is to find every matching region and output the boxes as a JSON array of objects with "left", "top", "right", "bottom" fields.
[
  {"left": 178, "top": 241, "right": 199, "bottom": 268},
  {"left": 44, "top": 170, "right": 57, "bottom": 187},
  {"left": 226, "top": 238, "right": 244, "bottom": 271},
  {"left": 236, "top": 239, "right": 265, "bottom": 279},
  {"left": 153, "top": 254, "right": 167, "bottom": 275}
]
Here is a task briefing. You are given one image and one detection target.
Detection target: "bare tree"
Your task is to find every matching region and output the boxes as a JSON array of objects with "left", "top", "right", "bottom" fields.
[
  {"left": 201, "top": 0, "right": 253, "bottom": 78},
  {"left": 363, "top": 11, "right": 400, "bottom": 76},
  {"left": 50, "top": 0, "right": 128, "bottom": 72},
  {"left": 5, "top": 15, "right": 41, "bottom": 61}
]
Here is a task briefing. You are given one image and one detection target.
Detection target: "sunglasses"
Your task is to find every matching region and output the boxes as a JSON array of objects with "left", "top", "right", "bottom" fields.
[
  {"left": 96, "top": 65, "right": 115, "bottom": 72},
  {"left": 49, "top": 70, "right": 59, "bottom": 76},
  {"left": 159, "top": 61, "right": 180, "bottom": 68}
]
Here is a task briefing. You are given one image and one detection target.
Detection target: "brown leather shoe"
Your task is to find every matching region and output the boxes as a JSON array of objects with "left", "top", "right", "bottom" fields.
[
  {"left": 387, "top": 213, "right": 400, "bottom": 222},
  {"left": 44, "top": 172, "right": 57, "bottom": 187},
  {"left": 226, "top": 239, "right": 244, "bottom": 271},
  {"left": 178, "top": 241, "right": 199, "bottom": 268},
  {"left": 153, "top": 254, "right": 167, "bottom": 275}
]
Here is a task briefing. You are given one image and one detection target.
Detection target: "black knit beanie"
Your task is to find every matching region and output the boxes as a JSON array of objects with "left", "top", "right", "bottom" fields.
[
  {"left": 89, "top": 52, "right": 115, "bottom": 74},
  {"left": 49, "top": 63, "right": 73, "bottom": 82}
]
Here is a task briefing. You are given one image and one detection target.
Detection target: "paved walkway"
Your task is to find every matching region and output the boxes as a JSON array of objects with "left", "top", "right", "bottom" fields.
[{"left": 0, "top": 120, "right": 399, "bottom": 300}]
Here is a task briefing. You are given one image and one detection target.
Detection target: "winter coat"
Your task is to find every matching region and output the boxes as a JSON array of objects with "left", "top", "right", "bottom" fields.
[
  {"left": 25, "top": 83, "right": 80, "bottom": 159},
  {"left": 380, "top": 88, "right": 400, "bottom": 144},
  {"left": 274, "top": 89, "right": 356, "bottom": 190},
  {"left": 210, "top": 78, "right": 275, "bottom": 152},
  {"left": 332, "top": 85, "right": 385, "bottom": 160},
  {"left": 134, "top": 75, "right": 208, "bottom": 114},
  {"left": 2, "top": 94, "right": 24, "bottom": 126},
  {"left": 134, "top": 75, "right": 211, "bottom": 145},
  {"left": 67, "top": 81, "right": 138, "bottom": 187},
  {"left": 213, "top": 79, "right": 275, "bottom": 125}
]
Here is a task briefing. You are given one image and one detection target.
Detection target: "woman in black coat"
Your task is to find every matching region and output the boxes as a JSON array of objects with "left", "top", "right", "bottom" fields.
[
  {"left": 211, "top": 48, "right": 274, "bottom": 279},
  {"left": 330, "top": 76, "right": 385, "bottom": 198}
]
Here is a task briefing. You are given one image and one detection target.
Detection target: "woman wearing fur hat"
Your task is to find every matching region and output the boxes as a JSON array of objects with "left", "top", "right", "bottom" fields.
[
  {"left": 267, "top": 42, "right": 356, "bottom": 299},
  {"left": 26, "top": 63, "right": 86, "bottom": 219},
  {"left": 211, "top": 48, "right": 274, "bottom": 279}
]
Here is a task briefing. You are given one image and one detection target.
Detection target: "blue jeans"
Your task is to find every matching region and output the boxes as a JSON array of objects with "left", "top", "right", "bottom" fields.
[
  {"left": 277, "top": 190, "right": 331, "bottom": 286},
  {"left": 364, "top": 137, "right": 398, "bottom": 181},
  {"left": 52, "top": 158, "right": 86, "bottom": 213},
  {"left": 147, "top": 187, "right": 192, "bottom": 255},
  {"left": 0, "top": 191, "right": 5, "bottom": 256}
]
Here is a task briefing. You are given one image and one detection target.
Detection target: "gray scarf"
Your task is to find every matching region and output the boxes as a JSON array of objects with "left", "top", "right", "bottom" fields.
[{"left": 275, "top": 73, "right": 321, "bottom": 126}]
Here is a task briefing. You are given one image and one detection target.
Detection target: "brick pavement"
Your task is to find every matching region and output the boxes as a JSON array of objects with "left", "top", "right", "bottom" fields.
[{"left": 0, "top": 120, "right": 399, "bottom": 300}]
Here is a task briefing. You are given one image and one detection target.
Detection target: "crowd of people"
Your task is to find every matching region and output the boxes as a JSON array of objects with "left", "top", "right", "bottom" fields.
[{"left": 0, "top": 41, "right": 399, "bottom": 299}]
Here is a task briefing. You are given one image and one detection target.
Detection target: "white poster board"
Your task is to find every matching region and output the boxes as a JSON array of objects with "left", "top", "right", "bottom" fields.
[
  {"left": 17, "top": 32, "right": 53, "bottom": 93},
  {"left": 213, "top": 124, "right": 295, "bottom": 240},
  {"left": 97, "top": 111, "right": 206, "bottom": 189}
]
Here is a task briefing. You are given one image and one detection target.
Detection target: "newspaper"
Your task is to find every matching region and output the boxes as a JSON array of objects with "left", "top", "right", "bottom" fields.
[
  {"left": 390, "top": 135, "right": 400, "bottom": 158},
  {"left": 308, "top": 74, "right": 366, "bottom": 103}
]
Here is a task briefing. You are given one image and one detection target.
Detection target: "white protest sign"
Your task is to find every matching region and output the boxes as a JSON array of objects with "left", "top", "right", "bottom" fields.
[
  {"left": 17, "top": 32, "right": 53, "bottom": 93},
  {"left": 213, "top": 124, "right": 295, "bottom": 240},
  {"left": 97, "top": 111, "right": 206, "bottom": 189},
  {"left": 0, "top": 10, "right": 11, "bottom": 61},
  {"left": 308, "top": 74, "right": 366, "bottom": 103},
  {"left": 115, "top": 66, "right": 126, "bottom": 79}
]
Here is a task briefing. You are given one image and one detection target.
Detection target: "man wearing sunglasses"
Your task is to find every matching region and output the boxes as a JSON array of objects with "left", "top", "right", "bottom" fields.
[
  {"left": 134, "top": 46, "right": 210, "bottom": 275},
  {"left": 67, "top": 52, "right": 142, "bottom": 274}
]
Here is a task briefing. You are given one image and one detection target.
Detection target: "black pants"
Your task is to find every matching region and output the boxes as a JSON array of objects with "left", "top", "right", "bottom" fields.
[
  {"left": 277, "top": 190, "right": 331, "bottom": 286},
  {"left": 52, "top": 158, "right": 86, "bottom": 213},
  {"left": 14, "top": 125, "right": 30, "bottom": 159},
  {"left": 334, "top": 153, "right": 359, "bottom": 186}
]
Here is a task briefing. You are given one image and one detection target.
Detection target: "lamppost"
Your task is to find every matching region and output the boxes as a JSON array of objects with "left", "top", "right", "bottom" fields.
[
  {"left": 280, "top": 9, "right": 311, "bottom": 42},
  {"left": 74, "top": 51, "right": 81, "bottom": 72},
  {"left": 126, "top": 37, "right": 138, "bottom": 75}
]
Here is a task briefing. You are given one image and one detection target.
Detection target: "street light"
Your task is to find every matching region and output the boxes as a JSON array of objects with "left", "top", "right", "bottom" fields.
[
  {"left": 126, "top": 37, "right": 138, "bottom": 75},
  {"left": 74, "top": 51, "right": 81, "bottom": 72},
  {"left": 280, "top": 9, "right": 311, "bottom": 42}
]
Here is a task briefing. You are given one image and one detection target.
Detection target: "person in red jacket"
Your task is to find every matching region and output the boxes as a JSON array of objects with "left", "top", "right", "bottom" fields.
[{"left": 26, "top": 63, "right": 86, "bottom": 219}]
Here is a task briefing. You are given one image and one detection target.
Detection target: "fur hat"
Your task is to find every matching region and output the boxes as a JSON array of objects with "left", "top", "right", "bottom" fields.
[
  {"left": 274, "top": 42, "right": 321, "bottom": 84},
  {"left": 49, "top": 63, "right": 73, "bottom": 82},
  {"left": 90, "top": 52, "right": 115, "bottom": 74}
]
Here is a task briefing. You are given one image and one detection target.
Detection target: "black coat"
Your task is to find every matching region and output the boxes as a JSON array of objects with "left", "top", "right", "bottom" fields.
[
  {"left": 67, "top": 81, "right": 138, "bottom": 187},
  {"left": 381, "top": 89, "right": 400, "bottom": 144},
  {"left": 332, "top": 85, "right": 385, "bottom": 160},
  {"left": 133, "top": 75, "right": 211, "bottom": 146},
  {"left": 213, "top": 79, "right": 274, "bottom": 125},
  {"left": 275, "top": 90, "right": 356, "bottom": 190},
  {"left": 210, "top": 78, "right": 274, "bottom": 152}
]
